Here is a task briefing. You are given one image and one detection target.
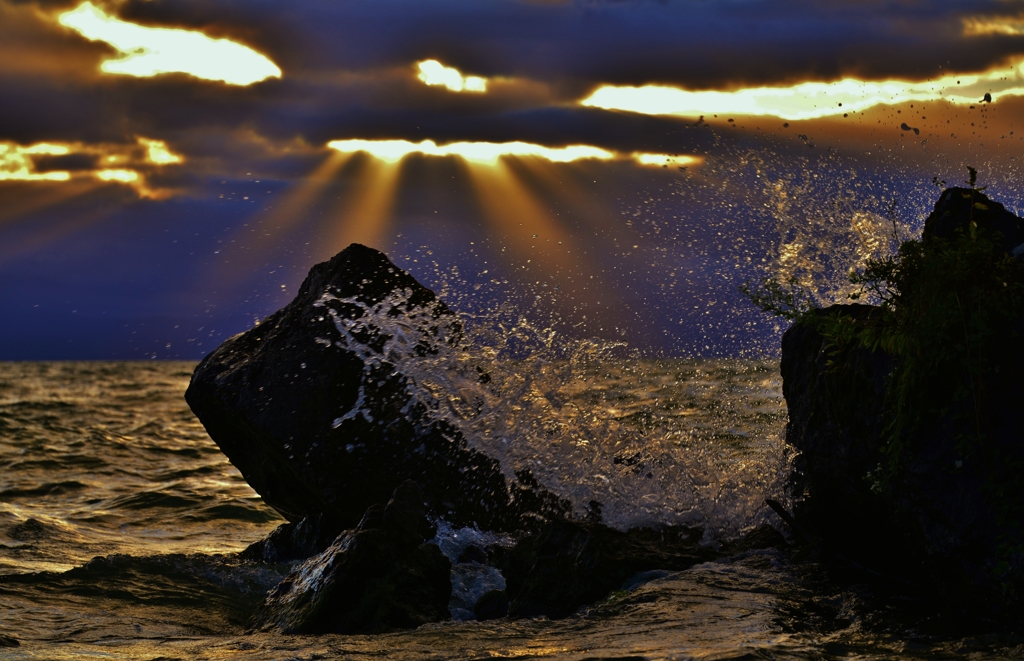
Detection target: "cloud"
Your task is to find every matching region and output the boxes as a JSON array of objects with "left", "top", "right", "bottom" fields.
[
  {"left": 326, "top": 137, "right": 700, "bottom": 168},
  {"left": 416, "top": 59, "right": 487, "bottom": 93},
  {"left": 0, "top": 143, "right": 72, "bottom": 181},
  {"left": 57, "top": 1, "right": 281, "bottom": 85},
  {"left": 963, "top": 12, "right": 1024, "bottom": 36},
  {"left": 0, "top": 137, "right": 184, "bottom": 196},
  {"left": 582, "top": 56, "right": 1024, "bottom": 120}
]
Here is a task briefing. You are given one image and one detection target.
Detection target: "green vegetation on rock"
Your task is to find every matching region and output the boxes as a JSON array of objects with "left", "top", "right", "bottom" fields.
[{"left": 745, "top": 173, "right": 1024, "bottom": 482}]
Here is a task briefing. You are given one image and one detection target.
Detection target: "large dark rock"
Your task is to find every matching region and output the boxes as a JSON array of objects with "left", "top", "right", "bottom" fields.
[
  {"left": 187, "top": 244, "right": 569, "bottom": 533},
  {"left": 786, "top": 309, "right": 1024, "bottom": 610},
  {"left": 250, "top": 481, "right": 452, "bottom": 634},
  {"left": 782, "top": 191, "right": 1024, "bottom": 614},
  {"left": 781, "top": 305, "right": 900, "bottom": 569}
]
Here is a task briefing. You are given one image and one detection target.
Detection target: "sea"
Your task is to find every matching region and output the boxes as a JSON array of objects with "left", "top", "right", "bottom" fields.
[{"left": 2, "top": 359, "right": 1023, "bottom": 660}]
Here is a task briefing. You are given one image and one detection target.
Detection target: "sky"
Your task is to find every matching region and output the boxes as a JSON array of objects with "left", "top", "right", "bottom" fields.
[{"left": 5, "top": 0, "right": 1024, "bottom": 359}]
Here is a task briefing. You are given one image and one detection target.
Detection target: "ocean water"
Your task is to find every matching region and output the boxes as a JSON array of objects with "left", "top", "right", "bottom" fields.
[{"left": 1, "top": 360, "right": 1022, "bottom": 660}]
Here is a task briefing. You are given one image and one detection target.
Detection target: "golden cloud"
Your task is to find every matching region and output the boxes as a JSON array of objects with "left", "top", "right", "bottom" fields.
[
  {"left": 581, "top": 57, "right": 1024, "bottom": 120},
  {"left": 963, "top": 14, "right": 1024, "bottom": 36},
  {"left": 0, "top": 143, "right": 73, "bottom": 182},
  {"left": 416, "top": 59, "right": 488, "bottom": 93},
  {"left": 0, "top": 137, "right": 184, "bottom": 197},
  {"left": 57, "top": 2, "right": 281, "bottom": 86},
  {"left": 327, "top": 138, "right": 701, "bottom": 168}
]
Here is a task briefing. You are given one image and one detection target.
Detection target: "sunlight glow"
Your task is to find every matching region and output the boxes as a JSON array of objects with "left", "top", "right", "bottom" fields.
[
  {"left": 963, "top": 14, "right": 1024, "bottom": 36},
  {"left": 58, "top": 2, "right": 281, "bottom": 85},
  {"left": 581, "top": 57, "right": 1024, "bottom": 120},
  {"left": 0, "top": 143, "right": 72, "bottom": 181},
  {"left": 416, "top": 59, "right": 487, "bottom": 93},
  {"left": 326, "top": 159, "right": 402, "bottom": 251},
  {"left": 328, "top": 139, "right": 614, "bottom": 165},
  {"left": 0, "top": 137, "right": 183, "bottom": 196},
  {"left": 327, "top": 139, "right": 696, "bottom": 168},
  {"left": 140, "top": 138, "right": 182, "bottom": 165},
  {"left": 96, "top": 169, "right": 139, "bottom": 183},
  {"left": 633, "top": 153, "right": 702, "bottom": 168}
]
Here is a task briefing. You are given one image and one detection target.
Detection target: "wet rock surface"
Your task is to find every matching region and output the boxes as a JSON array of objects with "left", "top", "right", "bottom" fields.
[
  {"left": 250, "top": 481, "right": 452, "bottom": 634},
  {"left": 191, "top": 244, "right": 799, "bottom": 628},
  {"left": 186, "top": 243, "right": 569, "bottom": 532},
  {"left": 240, "top": 514, "right": 343, "bottom": 564}
]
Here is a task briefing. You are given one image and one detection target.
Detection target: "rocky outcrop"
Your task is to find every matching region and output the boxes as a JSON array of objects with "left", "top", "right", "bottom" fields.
[
  {"left": 240, "top": 514, "right": 343, "bottom": 564},
  {"left": 186, "top": 244, "right": 569, "bottom": 534},
  {"left": 250, "top": 481, "right": 451, "bottom": 634},
  {"left": 923, "top": 186, "right": 1024, "bottom": 253},
  {"left": 782, "top": 189, "right": 1024, "bottom": 615},
  {"left": 781, "top": 305, "right": 898, "bottom": 568}
]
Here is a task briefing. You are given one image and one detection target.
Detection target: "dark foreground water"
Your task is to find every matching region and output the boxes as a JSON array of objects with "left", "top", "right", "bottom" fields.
[{"left": 1, "top": 361, "right": 1022, "bottom": 660}]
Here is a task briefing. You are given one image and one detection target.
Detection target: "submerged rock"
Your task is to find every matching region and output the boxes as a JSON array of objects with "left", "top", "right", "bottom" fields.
[
  {"left": 505, "top": 519, "right": 761, "bottom": 619},
  {"left": 250, "top": 481, "right": 452, "bottom": 634},
  {"left": 187, "top": 243, "right": 569, "bottom": 533},
  {"left": 240, "top": 514, "right": 343, "bottom": 564}
]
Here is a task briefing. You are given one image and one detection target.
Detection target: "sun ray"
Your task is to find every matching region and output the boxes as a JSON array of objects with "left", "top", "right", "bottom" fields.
[
  {"left": 210, "top": 151, "right": 353, "bottom": 290},
  {"left": 321, "top": 157, "right": 403, "bottom": 255},
  {"left": 463, "top": 159, "right": 595, "bottom": 285},
  {"left": 0, "top": 179, "right": 101, "bottom": 226},
  {"left": 0, "top": 193, "right": 119, "bottom": 263}
]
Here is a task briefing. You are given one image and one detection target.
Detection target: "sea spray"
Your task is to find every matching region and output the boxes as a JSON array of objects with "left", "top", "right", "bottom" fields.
[{"left": 319, "top": 288, "right": 793, "bottom": 540}]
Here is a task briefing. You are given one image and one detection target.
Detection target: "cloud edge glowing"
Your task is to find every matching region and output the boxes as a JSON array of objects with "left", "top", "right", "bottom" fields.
[{"left": 58, "top": 1, "right": 282, "bottom": 86}]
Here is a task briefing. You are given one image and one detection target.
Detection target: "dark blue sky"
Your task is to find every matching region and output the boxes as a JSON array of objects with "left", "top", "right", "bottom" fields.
[{"left": 4, "top": 0, "right": 1024, "bottom": 359}]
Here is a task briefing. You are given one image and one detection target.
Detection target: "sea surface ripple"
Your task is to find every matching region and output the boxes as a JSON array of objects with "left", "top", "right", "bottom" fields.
[{"left": 2, "top": 361, "right": 1023, "bottom": 660}]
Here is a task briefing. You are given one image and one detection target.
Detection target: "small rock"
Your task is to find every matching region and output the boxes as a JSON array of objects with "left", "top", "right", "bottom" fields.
[
  {"left": 249, "top": 481, "right": 451, "bottom": 634},
  {"left": 241, "top": 514, "right": 343, "bottom": 563}
]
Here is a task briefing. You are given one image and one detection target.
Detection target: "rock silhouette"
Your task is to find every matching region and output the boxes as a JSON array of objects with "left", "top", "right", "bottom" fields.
[
  {"left": 782, "top": 188, "right": 1024, "bottom": 616},
  {"left": 186, "top": 244, "right": 569, "bottom": 534},
  {"left": 250, "top": 481, "right": 451, "bottom": 634}
]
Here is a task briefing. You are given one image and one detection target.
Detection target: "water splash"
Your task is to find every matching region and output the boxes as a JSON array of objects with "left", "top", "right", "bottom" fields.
[{"left": 316, "top": 289, "right": 792, "bottom": 540}]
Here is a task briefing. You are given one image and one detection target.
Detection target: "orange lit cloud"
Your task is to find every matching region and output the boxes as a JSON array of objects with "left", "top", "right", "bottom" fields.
[
  {"left": 1, "top": 143, "right": 72, "bottom": 182},
  {"left": 57, "top": 2, "right": 281, "bottom": 86},
  {"left": 963, "top": 13, "right": 1024, "bottom": 36},
  {"left": 327, "top": 138, "right": 700, "bottom": 168},
  {"left": 581, "top": 57, "right": 1024, "bottom": 121},
  {"left": 0, "top": 137, "right": 183, "bottom": 197},
  {"left": 416, "top": 59, "right": 487, "bottom": 93},
  {"left": 139, "top": 138, "right": 183, "bottom": 165}
]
